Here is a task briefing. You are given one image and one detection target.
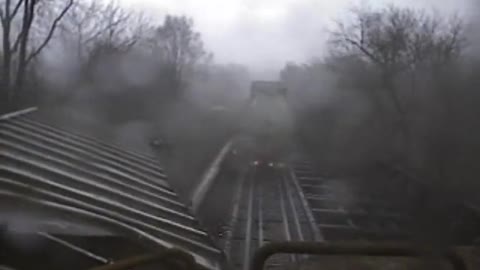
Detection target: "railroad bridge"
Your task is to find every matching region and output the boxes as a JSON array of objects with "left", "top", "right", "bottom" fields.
[{"left": 1, "top": 108, "right": 480, "bottom": 270}]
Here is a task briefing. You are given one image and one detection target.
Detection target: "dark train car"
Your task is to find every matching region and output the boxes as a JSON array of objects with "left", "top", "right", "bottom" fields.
[{"left": 241, "top": 81, "right": 294, "bottom": 168}]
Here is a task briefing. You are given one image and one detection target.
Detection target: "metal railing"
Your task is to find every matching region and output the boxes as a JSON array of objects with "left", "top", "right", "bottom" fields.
[{"left": 251, "top": 242, "right": 468, "bottom": 270}]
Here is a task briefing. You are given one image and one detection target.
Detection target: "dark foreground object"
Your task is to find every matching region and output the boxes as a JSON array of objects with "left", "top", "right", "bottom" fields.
[
  {"left": 0, "top": 233, "right": 147, "bottom": 270},
  {"left": 251, "top": 242, "right": 468, "bottom": 270}
]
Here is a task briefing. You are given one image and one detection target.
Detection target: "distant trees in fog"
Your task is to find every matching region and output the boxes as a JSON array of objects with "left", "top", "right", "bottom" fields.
[
  {"left": 0, "top": 0, "right": 145, "bottom": 108},
  {"left": 55, "top": 1, "right": 210, "bottom": 105},
  {"left": 283, "top": 3, "right": 480, "bottom": 198},
  {"left": 330, "top": 4, "right": 466, "bottom": 163},
  {"left": 0, "top": 0, "right": 74, "bottom": 106},
  {"left": 59, "top": 0, "right": 145, "bottom": 62},
  {"left": 0, "top": 0, "right": 244, "bottom": 115},
  {"left": 146, "top": 15, "right": 211, "bottom": 99}
]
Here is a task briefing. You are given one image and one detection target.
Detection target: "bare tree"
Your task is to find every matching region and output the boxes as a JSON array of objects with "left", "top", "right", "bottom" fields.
[
  {"left": 60, "top": 0, "right": 146, "bottom": 62},
  {"left": 148, "top": 15, "right": 207, "bottom": 97},
  {"left": 329, "top": 4, "right": 466, "bottom": 164},
  {"left": 332, "top": 6, "right": 413, "bottom": 108},
  {"left": 58, "top": 0, "right": 101, "bottom": 60},
  {"left": 0, "top": 0, "right": 73, "bottom": 103},
  {"left": 330, "top": 5, "right": 465, "bottom": 108}
]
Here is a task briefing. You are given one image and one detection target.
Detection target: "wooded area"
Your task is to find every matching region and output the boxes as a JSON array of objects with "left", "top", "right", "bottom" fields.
[
  {"left": 282, "top": 4, "right": 480, "bottom": 202},
  {"left": 0, "top": 0, "right": 248, "bottom": 114}
]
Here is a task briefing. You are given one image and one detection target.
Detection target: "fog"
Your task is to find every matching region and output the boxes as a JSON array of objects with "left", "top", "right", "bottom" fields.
[
  {"left": 283, "top": 0, "right": 480, "bottom": 204},
  {"left": 118, "top": 0, "right": 471, "bottom": 74},
  {"left": 1, "top": 0, "right": 480, "bottom": 232}
]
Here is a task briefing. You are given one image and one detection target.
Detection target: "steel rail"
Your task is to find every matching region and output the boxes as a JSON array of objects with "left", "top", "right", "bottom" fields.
[
  {"left": 257, "top": 183, "right": 264, "bottom": 247},
  {"left": 288, "top": 166, "right": 324, "bottom": 241},
  {"left": 191, "top": 139, "right": 233, "bottom": 212},
  {"left": 223, "top": 171, "right": 249, "bottom": 258},
  {"left": 278, "top": 176, "right": 295, "bottom": 263},
  {"left": 242, "top": 170, "right": 256, "bottom": 270},
  {"left": 282, "top": 174, "right": 304, "bottom": 241}
]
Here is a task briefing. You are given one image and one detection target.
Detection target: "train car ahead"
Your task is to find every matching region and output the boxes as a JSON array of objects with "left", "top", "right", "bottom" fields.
[{"left": 243, "top": 80, "right": 294, "bottom": 168}]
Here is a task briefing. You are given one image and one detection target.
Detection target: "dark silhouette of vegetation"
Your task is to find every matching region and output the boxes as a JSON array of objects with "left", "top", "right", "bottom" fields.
[
  {"left": 282, "top": 3, "right": 480, "bottom": 203},
  {"left": 150, "top": 15, "right": 209, "bottom": 98},
  {"left": 0, "top": 0, "right": 74, "bottom": 107}
]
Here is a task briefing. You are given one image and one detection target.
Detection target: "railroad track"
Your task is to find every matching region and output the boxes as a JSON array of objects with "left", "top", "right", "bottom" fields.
[
  {"left": 222, "top": 164, "right": 320, "bottom": 270},
  {"left": 289, "top": 161, "right": 410, "bottom": 242},
  {"left": 218, "top": 158, "right": 416, "bottom": 269},
  {"left": 220, "top": 158, "right": 412, "bottom": 267},
  {"left": 220, "top": 157, "right": 467, "bottom": 269},
  {"left": 289, "top": 160, "right": 480, "bottom": 245}
]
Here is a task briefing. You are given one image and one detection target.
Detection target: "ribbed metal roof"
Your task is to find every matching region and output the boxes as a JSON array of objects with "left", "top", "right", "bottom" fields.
[{"left": 0, "top": 108, "right": 223, "bottom": 269}]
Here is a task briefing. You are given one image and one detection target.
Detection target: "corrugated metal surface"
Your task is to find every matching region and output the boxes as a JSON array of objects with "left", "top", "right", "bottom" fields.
[{"left": 0, "top": 108, "right": 224, "bottom": 269}]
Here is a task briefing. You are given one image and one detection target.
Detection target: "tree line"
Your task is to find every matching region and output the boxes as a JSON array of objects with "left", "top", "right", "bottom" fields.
[
  {"left": 282, "top": 3, "right": 480, "bottom": 199},
  {"left": 0, "top": 0, "right": 248, "bottom": 116}
]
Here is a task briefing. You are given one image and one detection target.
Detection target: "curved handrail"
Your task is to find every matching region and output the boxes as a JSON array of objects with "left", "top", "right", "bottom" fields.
[{"left": 251, "top": 242, "right": 467, "bottom": 270}]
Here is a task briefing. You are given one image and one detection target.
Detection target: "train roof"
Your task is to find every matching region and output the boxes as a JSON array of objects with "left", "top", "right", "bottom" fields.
[{"left": 0, "top": 108, "right": 223, "bottom": 269}]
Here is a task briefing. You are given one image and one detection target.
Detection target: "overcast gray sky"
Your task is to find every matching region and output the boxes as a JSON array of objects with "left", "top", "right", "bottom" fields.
[{"left": 118, "top": 0, "right": 472, "bottom": 74}]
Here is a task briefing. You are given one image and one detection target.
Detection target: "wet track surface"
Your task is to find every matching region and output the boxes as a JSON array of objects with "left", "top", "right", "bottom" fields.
[
  {"left": 224, "top": 165, "right": 316, "bottom": 269},
  {"left": 196, "top": 152, "right": 480, "bottom": 269},
  {"left": 290, "top": 161, "right": 411, "bottom": 242}
]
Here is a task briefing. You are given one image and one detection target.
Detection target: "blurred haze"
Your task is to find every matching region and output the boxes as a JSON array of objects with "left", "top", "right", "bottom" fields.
[
  {"left": 1, "top": 0, "right": 479, "bottom": 214},
  {"left": 118, "top": 0, "right": 471, "bottom": 77},
  {"left": 0, "top": 0, "right": 479, "bottom": 252}
]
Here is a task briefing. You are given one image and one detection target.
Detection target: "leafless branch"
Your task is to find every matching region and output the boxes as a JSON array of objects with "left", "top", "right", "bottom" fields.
[
  {"left": 344, "top": 37, "right": 381, "bottom": 64},
  {"left": 12, "top": 22, "right": 24, "bottom": 52},
  {"left": 12, "top": 0, "right": 33, "bottom": 53},
  {"left": 10, "top": 0, "right": 23, "bottom": 19},
  {"left": 83, "top": 14, "right": 129, "bottom": 44},
  {"left": 0, "top": 9, "right": 5, "bottom": 23},
  {"left": 0, "top": 0, "right": 10, "bottom": 25},
  {"left": 26, "top": 0, "right": 74, "bottom": 63}
]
